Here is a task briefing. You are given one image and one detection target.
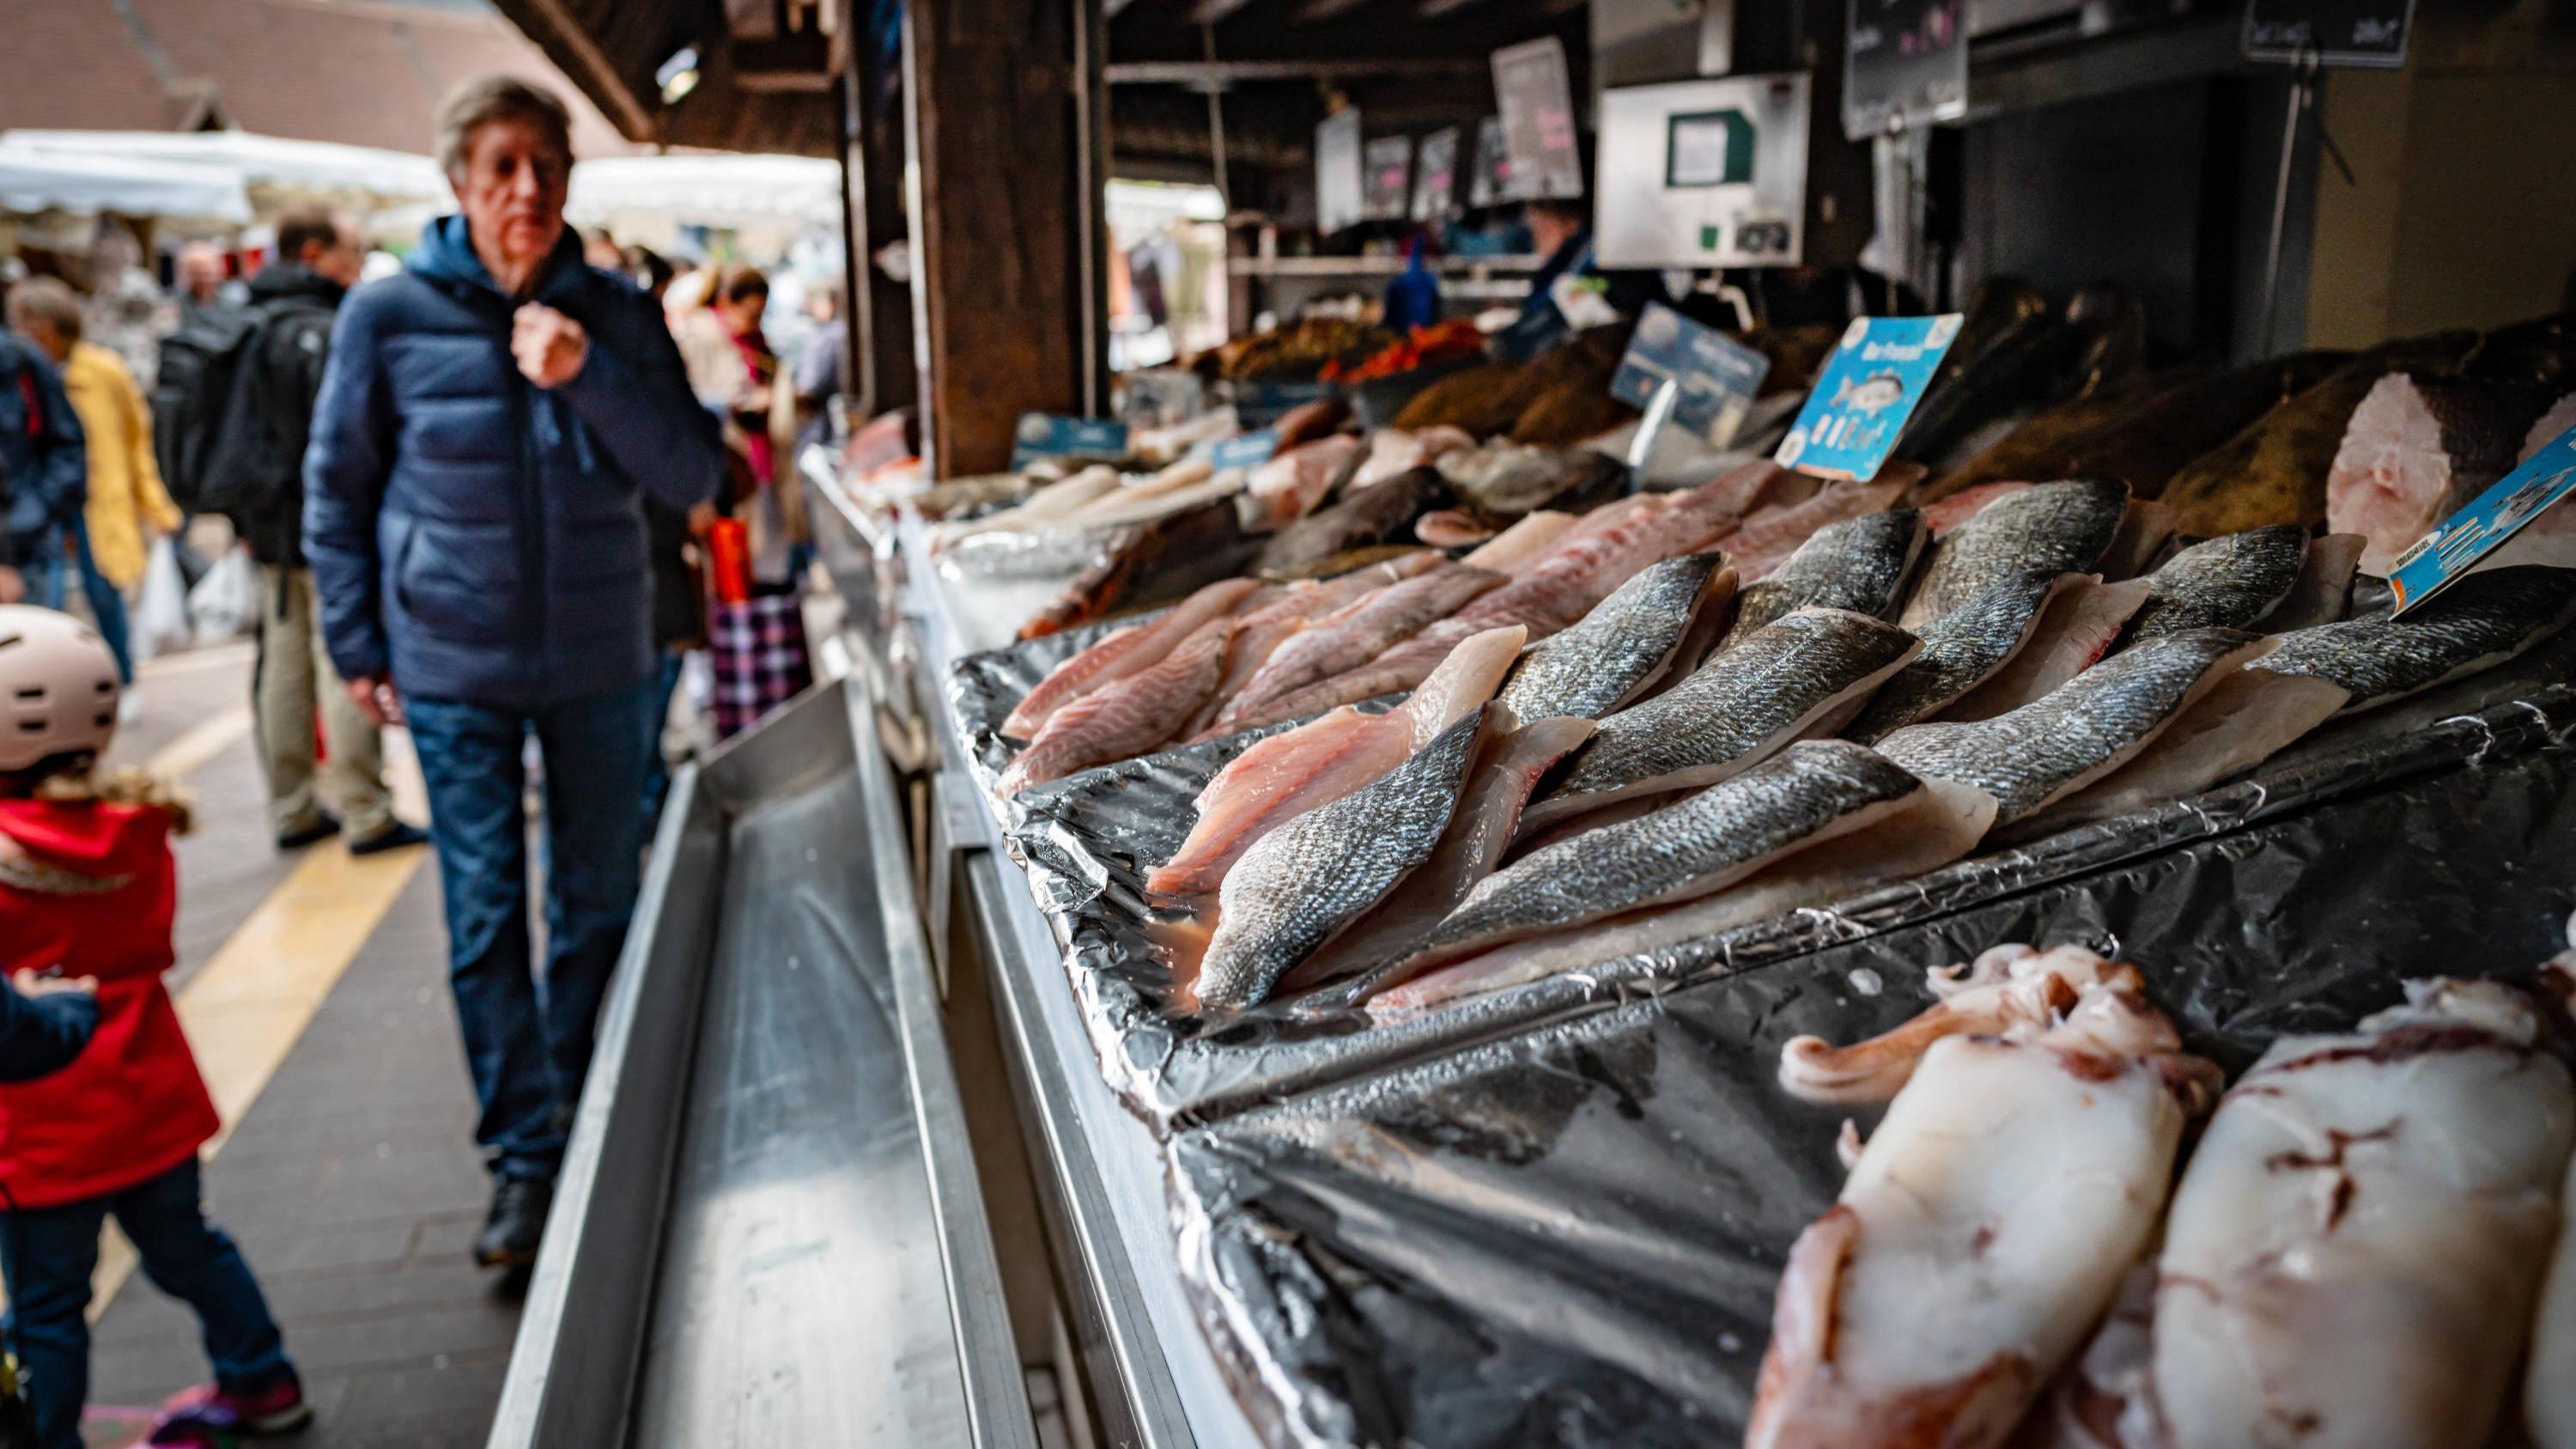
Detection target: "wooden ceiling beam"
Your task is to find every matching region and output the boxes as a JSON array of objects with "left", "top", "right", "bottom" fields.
[{"left": 488, "top": 0, "right": 659, "bottom": 141}]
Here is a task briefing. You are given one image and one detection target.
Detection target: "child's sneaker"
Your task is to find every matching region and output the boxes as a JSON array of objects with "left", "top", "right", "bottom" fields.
[{"left": 145, "top": 1373, "right": 313, "bottom": 1444}]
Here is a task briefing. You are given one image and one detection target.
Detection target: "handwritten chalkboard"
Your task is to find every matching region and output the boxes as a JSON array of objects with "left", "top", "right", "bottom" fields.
[
  {"left": 1467, "top": 116, "right": 1510, "bottom": 210},
  {"left": 1412, "top": 127, "right": 1461, "bottom": 222},
  {"left": 1362, "top": 136, "right": 1413, "bottom": 222},
  {"left": 1491, "top": 38, "right": 1584, "bottom": 200},
  {"left": 2242, "top": 0, "right": 2414, "bottom": 67},
  {"left": 1844, "top": 0, "right": 1967, "bottom": 140}
]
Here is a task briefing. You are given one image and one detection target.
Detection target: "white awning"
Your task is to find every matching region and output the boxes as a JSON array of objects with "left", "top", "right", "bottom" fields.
[
  {"left": 0, "top": 130, "right": 447, "bottom": 204},
  {"left": 565, "top": 153, "right": 844, "bottom": 229},
  {"left": 0, "top": 145, "right": 252, "bottom": 222}
]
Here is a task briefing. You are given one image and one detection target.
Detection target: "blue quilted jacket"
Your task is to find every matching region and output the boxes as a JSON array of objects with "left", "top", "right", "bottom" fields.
[{"left": 303, "top": 216, "right": 721, "bottom": 709}]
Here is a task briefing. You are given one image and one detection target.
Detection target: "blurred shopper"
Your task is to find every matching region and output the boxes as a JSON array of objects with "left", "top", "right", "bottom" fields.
[
  {"left": 304, "top": 75, "right": 722, "bottom": 1267},
  {"left": 0, "top": 606, "right": 311, "bottom": 1448},
  {"left": 212, "top": 205, "right": 424, "bottom": 855},
  {"left": 85, "top": 228, "right": 169, "bottom": 393},
  {"left": 8, "top": 278, "right": 179, "bottom": 701},
  {"left": 173, "top": 241, "right": 239, "bottom": 314},
  {"left": 0, "top": 315, "right": 86, "bottom": 610},
  {"left": 793, "top": 276, "right": 846, "bottom": 449},
  {"left": 1491, "top": 196, "right": 1668, "bottom": 362}
]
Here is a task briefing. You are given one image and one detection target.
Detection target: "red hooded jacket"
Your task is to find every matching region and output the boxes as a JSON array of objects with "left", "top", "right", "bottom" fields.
[{"left": 0, "top": 799, "right": 218, "bottom": 1208}]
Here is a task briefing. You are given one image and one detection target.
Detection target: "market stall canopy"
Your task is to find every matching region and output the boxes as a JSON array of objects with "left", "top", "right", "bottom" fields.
[
  {"left": 0, "top": 130, "right": 447, "bottom": 209},
  {"left": 0, "top": 143, "right": 251, "bottom": 223},
  {"left": 566, "top": 153, "right": 845, "bottom": 230}
]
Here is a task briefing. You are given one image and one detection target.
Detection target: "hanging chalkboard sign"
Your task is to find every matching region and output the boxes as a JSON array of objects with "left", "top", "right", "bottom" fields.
[
  {"left": 1412, "top": 127, "right": 1461, "bottom": 222},
  {"left": 1361, "top": 136, "right": 1413, "bottom": 222},
  {"left": 1467, "top": 116, "right": 1510, "bottom": 210},
  {"left": 1491, "top": 38, "right": 1584, "bottom": 200},
  {"left": 2243, "top": 0, "right": 2415, "bottom": 66},
  {"left": 1843, "top": 0, "right": 1968, "bottom": 140}
]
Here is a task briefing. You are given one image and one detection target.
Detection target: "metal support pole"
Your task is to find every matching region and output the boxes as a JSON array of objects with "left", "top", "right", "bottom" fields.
[{"left": 2257, "top": 52, "right": 2318, "bottom": 357}]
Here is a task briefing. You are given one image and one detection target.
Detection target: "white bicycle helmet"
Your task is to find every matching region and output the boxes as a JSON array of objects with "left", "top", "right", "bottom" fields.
[{"left": 0, "top": 606, "right": 119, "bottom": 773}]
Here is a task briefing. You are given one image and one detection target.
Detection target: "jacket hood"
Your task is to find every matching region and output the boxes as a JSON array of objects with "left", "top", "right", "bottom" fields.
[
  {"left": 409, "top": 213, "right": 586, "bottom": 304},
  {"left": 246, "top": 263, "right": 346, "bottom": 309},
  {"left": 0, "top": 799, "right": 173, "bottom": 874}
]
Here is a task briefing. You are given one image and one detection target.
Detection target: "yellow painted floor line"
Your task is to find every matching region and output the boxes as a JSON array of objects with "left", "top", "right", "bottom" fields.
[
  {"left": 140, "top": 704, "right": 252, "bottom": 783},
  {"left": 136, "top": 640, "right": 257, "bottom": 678},
  {"left": 83, "top": 745, "right": 433, "bottom": 1323}
]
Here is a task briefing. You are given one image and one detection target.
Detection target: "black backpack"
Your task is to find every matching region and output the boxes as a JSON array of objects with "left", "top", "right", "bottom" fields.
[
  {"left": 196, "top": 298, "right": 333, "bottom": 524},
  {"left": 151, "top": 304, "right": 260, "bottom": 513}
]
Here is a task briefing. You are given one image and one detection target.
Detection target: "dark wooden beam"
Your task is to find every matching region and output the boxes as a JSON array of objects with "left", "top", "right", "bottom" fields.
[
  {"left": 906, "top": 0, "right": 1103, "bottom": 477},
  {"left": 732, "top": 31, "right": 833, "bottom": 90},
  {"left": 1103, "top": 57, "right": 1485, "bottom": 82},
  {"left": 488, "top": 0, "right": 659, "bottom": 140}
]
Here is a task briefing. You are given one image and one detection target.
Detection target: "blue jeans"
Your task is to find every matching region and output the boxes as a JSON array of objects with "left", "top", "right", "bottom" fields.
[
  {"left": 0, "top": 1159, "right": 294, "bottom": 1449},
  {"left": 27, "top": 518, "right": 134, "bottom": 683},
  {"left": 404, "top": 680, "right": 652, "bottom": 1182},
  {"left": 639, "top": 649, "right": 686, "bottom": 840}
]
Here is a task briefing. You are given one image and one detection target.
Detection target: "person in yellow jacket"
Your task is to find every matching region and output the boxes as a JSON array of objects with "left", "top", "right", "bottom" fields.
[{"left": 5, "top": 277, "right": 181, "bottom": 707}]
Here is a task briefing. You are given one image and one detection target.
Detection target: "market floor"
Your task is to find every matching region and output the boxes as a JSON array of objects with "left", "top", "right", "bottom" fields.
[{"left": 65, "top": 641, "right": 523, "bottom": 1449}]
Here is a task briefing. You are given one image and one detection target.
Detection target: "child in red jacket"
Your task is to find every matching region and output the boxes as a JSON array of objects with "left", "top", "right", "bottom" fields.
[{"left": 0, "top": 607, "right": 309, "bottom": 1448}]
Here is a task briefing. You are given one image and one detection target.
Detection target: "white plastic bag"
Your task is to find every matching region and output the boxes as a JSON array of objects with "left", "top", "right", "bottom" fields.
[
  {"left": 132, "top": 537, "right": 193, "bottom": 661},
  {"left": 187, "top": 547, "right": 260, "bottom": 641}
]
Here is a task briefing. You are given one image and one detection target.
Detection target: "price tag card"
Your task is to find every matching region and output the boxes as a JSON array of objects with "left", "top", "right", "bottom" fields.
[
  {"left": 1775, "top": 314, "right": 1961, "bottom": 480},
  {"left": 1192, "top": 428, "right": 1283, "bottom": 472},
  {"left": 2390, "top": 422, "right": 2576, "bottom": 613},
  {"left": 1231, "top": 380, "right": 1341, "bottom": 429},
  {"left": 2244, "top": 0, "right": 2415, "bottom": 67},
  {"left": 1610, "top": 303, "right": 1773, "bottom": 447},
  {"left": 1011, "top": 413, "right": 1130, "bottom": 471}
]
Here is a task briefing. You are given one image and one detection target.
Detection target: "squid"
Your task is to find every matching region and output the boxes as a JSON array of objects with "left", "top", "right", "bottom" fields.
[
  {"left": 2063, "top": 975, "right": 2575, "bottom": 1449},
  {"left": 2523, "top": 953, "right": 2576, "bottom": 1449},
  {"left": 1748, "top": 946, "right": 2218, "bottom": 1449}
]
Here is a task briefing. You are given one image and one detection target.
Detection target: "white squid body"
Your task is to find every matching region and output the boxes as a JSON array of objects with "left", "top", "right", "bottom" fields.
[
  {"left": 1749, "top": 948, "right": 2213, "bottom": 1449},
  {"left": 2135, "top": 978, "right": 2574, "bottom": 1449},
  {"left": 2531, "top": 1142, "right": 2576, "bottom": 1447}
]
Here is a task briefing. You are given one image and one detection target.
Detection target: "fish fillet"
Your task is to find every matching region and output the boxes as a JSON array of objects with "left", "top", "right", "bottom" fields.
[
  {"left": 1350, "top": 425, "right": 1473, "bottom": 490},
  {"left": 930, "top": 465, "right": 1119, "bottom": 548},
  {"left": 1516, "top": 608, "right": 1919, "bottom": 834},
  {"left": 1996, "top": 667, "right": 2349, "bottom": 843},
  {"left": 1212, "top": 563, "right": 1505, "bottom": 730},
  {"left": 2264, "top": 532, "right": 2366, "bottom": 631},
  {"left": 1456, "top": 509, "right": 1577, "bottom": 574},
  {"left": 1364, "top": 777, "right": 1992, "bottom": 1020},
  {"left": 1843, "top": 570, "right": 2078, "bottom": 745},
  {"left": 1920, "top": 480, "right": 2034, "bottom": 537},
  {"left": 1245, "top": 435, "right": 1362, "bottom": 528},
  {"left": 1000, "top": 576, "right": 1261, "bottom": 738},
  {"left": 1902, "top": 479, "right": 2130, "bottom": 626},
  {"left": 1716, "top": 477, "right": 1912, "bottom": 581},
  {"left": 1280, "top": 714, "right": 1595, "bottom": 998},
  {"left": 2258, "top": 563, "right": 2576, "bottom": 713},
  {"left": 1358, "top": 741, "right": 1923, "bottom": 997},
  {"left": 1184, "top": 558, "right": 1439, "bottom": 738},
  {"left": 2122, "top": 977, "right": 2573, "bottom": 1449},
  {"left": 998, "top": 618, "right": 1231, "bottom": 794},
  {"left": 1878, "top": 629, "right": 2275, "bottom": 824},
  {"left": 1145, "top": 625, "right": 1526, "bottom": 903},
  {"left": 1192, "top": 710, "right": 1489, "bottom": 1011},
  {"left": 2117, "top": 524, "right": 2308, "bottom": 644},
  {"left": 1751, "top": 952, "right": 2213, "bottom": 1449},
  {"left": 1935, "top": 577, "right": 2152, "bottom": 721},
  {"left": 1497, "top": 553, "right": 1737, "bottom": 721},
  {"left": 1721, "top": 508, "right": 1928, "bottom": 644}
]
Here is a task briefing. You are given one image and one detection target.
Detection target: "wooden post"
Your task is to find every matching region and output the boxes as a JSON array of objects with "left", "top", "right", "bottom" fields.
[{"left": 904, "top": 0, "right": 1105, "bottom": 478}]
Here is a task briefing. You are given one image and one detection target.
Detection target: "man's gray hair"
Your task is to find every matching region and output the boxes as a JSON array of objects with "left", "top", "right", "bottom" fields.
[{"left": 434, "top": 75, "right": 574, "bottom": 181}]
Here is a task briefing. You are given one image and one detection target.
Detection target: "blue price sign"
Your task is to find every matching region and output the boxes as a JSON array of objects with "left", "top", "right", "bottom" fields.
[
  {"left": 1200, "top": 429, "right": 1283, "bottom": 472},
  {"left": 2390, "top": 421, "right": 2576, "bottom": 613},
  {"left": 1610, "top": 303, "right": 1772, "bottom": 447},
  {"left": 1011, "top": 413, "right": 1129, "bottom": 471},
  {"left": 1776, "top": 314, "right": 1961, "bottom": 481}
]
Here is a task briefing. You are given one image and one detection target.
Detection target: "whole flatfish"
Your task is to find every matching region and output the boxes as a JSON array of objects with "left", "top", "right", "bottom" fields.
[
  {"left": 1517, "top": 608, "right": 1920, "bottom": 833},
  {"left": 1900, "top": 479, "right": 2130, "bottom": 627},
  {"left": 2257, "top": 565, "right": 2576, "bottom": 713},
  {"left": 2120, "top": 525, "right": 2309, "bottom": 643},
  {"left": 1724, "top": 508, "right": 1929, "bottom": 644},
  {"left": 1498, "top": 553, "right": 1739, "bottom": 721},
  {"left": 1843, "top": 569, "right": 2077, "bottom": 745},
  {"left": 1875, "top": 626, "right": 2272, "bottom": 823},
  {"left": 1351, "top": 740, "right": 1925, "bottom": 1001},
  {"left": 1194, "top": 710, "right": 1488, "bottom": 1011}
]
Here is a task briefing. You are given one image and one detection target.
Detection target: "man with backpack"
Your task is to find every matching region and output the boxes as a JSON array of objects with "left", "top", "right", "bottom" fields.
[
  {"left": 213, "top": 207, "right": 424, "bottom": 855},
  {"left": 0, "top": 326, "right": 85, "bottom": 607}
]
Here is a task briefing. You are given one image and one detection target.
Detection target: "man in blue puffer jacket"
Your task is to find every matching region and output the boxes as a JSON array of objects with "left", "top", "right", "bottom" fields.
[{"left": 304, "top": 75, "right": 722, "bottom": 1268}]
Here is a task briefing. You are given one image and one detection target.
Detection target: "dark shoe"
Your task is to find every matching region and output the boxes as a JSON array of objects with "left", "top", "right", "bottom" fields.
[
  {"left": 348, "top": 820, "right": 430, "bottom": 856},
  {"left": 274, "top": 813, "right": 341, "bottom": 850},
  {"left": 147, "top": 1371, "right": 313, "bottom": 1443},
  {"left": 473, "top": 1176, "right": 555, "bottom": 1269}
]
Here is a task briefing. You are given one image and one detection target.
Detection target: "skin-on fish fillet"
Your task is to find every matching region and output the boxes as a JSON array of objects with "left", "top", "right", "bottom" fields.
[
  {"left": 1457, "top": 509, "right": 1577, "bottom": 575},
  {"left": 2096, "top": 499, "right": 2179, "bottom": 581},
  {"left": 998, "top": 618, "right": 1232, "bottom": 794},
  {"left": 2105, "top": 976, "right": 2573, "bottom": 1449},
  {"left": 1514, "top": 608, "right": 1920, "bottom": 835},
  {"left": 1995, "top": 666, "right": 2349, "bottom": 843},
  {"left": 1715, "top": 477, "right": 1911, "bottom": 582},
  {"left": 1145, "top": 625, "right": 1526, "bottom": 904},
  {"left": 1497, "top": 554, "right": 1738, "bottom": 721},
  {"left": 1841, "top": 569, "right": 2079, "bottom": 745},
  {"left": 2263, "top": 532, "right": 2366, "bottom": 631},
  {"left": 930, "top": 465, "right": 1120, "bottom": 547},
  {"left": 1211, "top": 563, "right": 1505, "bottom": 731},
  {"left": 1183, "top": 557, "right": 1441, "bottom": 738},
  {"left": 1902, "top": 478, "right": 2131, "bottom": 626},
  {"left": 1750, "top": 947, "right": 2216, "bottom": 1449},
  {"left": 1934, "top": 577, "right": 2152, "bottom": 721},
  {"left": 999, "top": 576, "right": 1261, "bottom": 739},
  {"left": 1352, "top": 741, "right": 1924, "bottom": 1002},
  {"left": 1276, "top": 713, "right": 1594, "bottom": 999},
  {"left": 1362, "top": 776, "right": 1993, "bottom": 1021},
  {"left": 2257, "top": 564, "right": 2576, "bottom": 714},
  {"left": 1190, "top": 710, "right": 1491, "bottom": 1012},
  {"left": 1919, "top": 480, "right": 2035, "bottom": 538}
]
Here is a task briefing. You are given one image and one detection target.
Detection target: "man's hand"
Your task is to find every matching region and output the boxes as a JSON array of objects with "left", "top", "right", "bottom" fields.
[
  {"left": 14, "top": 969, "right": 96, "bottom": 1002},
  {"left": 0, "top": 566, "right": 21, "bottom": 605},
  {"left": 348, "top": 674, "right": 404, "bottom": 728},
  {"left": 512, "top": 303, "right": 590, "bottom": 389}
]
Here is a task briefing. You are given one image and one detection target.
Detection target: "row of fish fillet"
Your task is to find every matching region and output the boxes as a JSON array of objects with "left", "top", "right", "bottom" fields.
[
  {"left": 1751, "top": 940, "right": 2576, "bottom": 1449},
  {"left": 993, "top": 472, "right": 2576, "bottom": 1020}
]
